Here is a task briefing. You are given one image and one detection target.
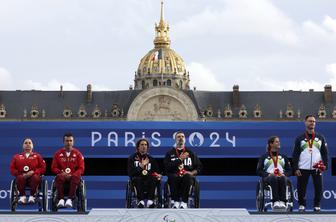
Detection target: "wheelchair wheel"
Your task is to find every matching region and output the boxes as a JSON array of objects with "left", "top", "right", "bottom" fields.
[
  {"left": 256, "top": 180, "right": 265, "bottom": 212},
  {"left": 125, "top": 180, "right": 132, "bottom": 208},
  {"left": 50, "top": 180, "right": 58, "bottom": 212},
  {"left": 155, "top": 181, "right": 162, "bottom": 208},
  {"left": 42, "top": 180, "right": 48, "bottom": 212},
  {"left": 38, "top": 180, "right": 48, "bottom": 212},
  {"left": 10, "top": 180, "right": 18, "bottom": 212},
  {"left": 163, "top": 182, "right": 171, "bottom": 208},
  {"left": 193, "top": 180, "right": 200, "bottom": 208},
  {"left": 77, "top": 180, "right": 87, "bottom": 212},
  {"left": 286, "top": 180, "right": 294, "bottom": 212}
]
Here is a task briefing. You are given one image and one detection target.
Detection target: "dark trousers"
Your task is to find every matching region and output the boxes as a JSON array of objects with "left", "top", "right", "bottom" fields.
[
  {"left": 16, "top": 175, "right": 41, "bottom": 196},
  {"left": 264, "top": 175, "right": 287, "bottom": 202},
  {"left": 55, "top": 174, "right": 80, "bottom": 199},
  {"left": 297, "top": 169, "right": 323, "bottom": 207},
  {"left": 132, "top": 176, "right": 156, "bottom": 200},
  {"left": 168, "top": 173, "right": 194, "bottom": 203}
]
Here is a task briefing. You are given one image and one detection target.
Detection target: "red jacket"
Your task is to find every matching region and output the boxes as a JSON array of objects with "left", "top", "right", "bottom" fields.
[
  {"left": 10, "top": 152, "right": 46, "bottom": 177},
  {"left": 51, "top": 148, "right": 85, "bottom": 177}
]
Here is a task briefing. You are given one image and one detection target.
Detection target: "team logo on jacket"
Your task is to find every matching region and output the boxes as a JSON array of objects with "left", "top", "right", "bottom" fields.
[{"left": 23, "top": 166, "right": 30, "bottom": 172}]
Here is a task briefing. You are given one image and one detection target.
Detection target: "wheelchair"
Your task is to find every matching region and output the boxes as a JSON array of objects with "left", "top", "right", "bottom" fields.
[
  {"left": 50, "top": 178, "right": 87, "bottom": 212},
  {"left": 9, "top": 178, "right": 48, "bottom": 212},
  {"left": 125, "top": 177, "right": 162, "bottom": 208},
  {"left": 256, "top": 177, "right": 294, "bottom": 212},
  {"left": 163, "top": 177, "right": 200, "bottom": 208}
]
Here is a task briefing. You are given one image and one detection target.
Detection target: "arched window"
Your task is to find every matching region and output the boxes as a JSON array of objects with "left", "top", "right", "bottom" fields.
[
  {"left": 142, "top": 80, "right": 145, "bottom": 89},
  {"left": 153, "top": 79, "right": 158, "bottom": 87},
  {"left": 167, "top": 79, "right": 171, "bottom": 86}
]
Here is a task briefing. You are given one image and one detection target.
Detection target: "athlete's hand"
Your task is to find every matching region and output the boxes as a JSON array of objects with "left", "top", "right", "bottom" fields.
[
  {"left": 143, "top": 157, "right": 149, "bottom": 166},
  {"left": 295, "top": 170, "right": 302, "bottom": 177},
  {"left": 179, "top": 153, "right": 188, "bottom": 161}
]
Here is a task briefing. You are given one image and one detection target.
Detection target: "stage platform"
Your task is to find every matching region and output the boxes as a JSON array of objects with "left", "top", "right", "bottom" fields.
[{"left": 1, "top": 209, "right": 336, "bottom": 222}]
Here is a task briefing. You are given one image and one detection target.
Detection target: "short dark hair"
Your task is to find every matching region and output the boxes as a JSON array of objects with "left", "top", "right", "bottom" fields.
[
  {"left": 136, "top": 138, "right": 149, "bottom": 150},
  {"left": 305, "top": 114, "right": 315, "bottom": 120},
  {"left": 267, "top": 136, "right": 279, "bottom": 152},
  {"left": 63, "top": 132, "right": 74, "bottom": 141},
  {"left": 174, "top": 131, "right": 185, "bottom": 139}
]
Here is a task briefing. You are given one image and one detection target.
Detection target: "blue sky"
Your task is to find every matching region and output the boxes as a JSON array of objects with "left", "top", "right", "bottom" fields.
[{"left": 0, "top": 0, "right": 336, "bottom": 91}]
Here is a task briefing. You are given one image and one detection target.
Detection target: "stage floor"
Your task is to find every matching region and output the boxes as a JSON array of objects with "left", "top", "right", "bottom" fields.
[{"left": 1, "top": 209, "right": 336, "bottom": 222}]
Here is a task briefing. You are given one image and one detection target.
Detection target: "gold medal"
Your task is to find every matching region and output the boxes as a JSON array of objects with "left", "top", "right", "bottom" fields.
[
  {"left": 23, "top": 166, "right": 29, "bottom": 172},
  {"left": 185, "top": 152, "right": 189, "bottom": 156},
  {"left": 142, "top": 170, "right": 148, "bottom": 176},
  {"left": 178, "top": 164, "right": 184, "bottom": 170},
  {"left": 65, "top": 168, "right": 71, "bottom": 174}
]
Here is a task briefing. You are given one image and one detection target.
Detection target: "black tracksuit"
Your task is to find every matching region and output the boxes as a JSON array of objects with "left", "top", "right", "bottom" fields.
[
  {"left": 163, "top": 147, "right": 202, "bottom": 202},
  {"left": 127, "top": 153, "right": 160, "bottom": 200},
  {"left": 292, "top": 132, "right": 328, "bottom": 207}
]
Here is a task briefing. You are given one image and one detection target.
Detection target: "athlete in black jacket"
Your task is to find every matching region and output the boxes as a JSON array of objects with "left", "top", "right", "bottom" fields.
[
  {"left": 292, "top": 115, "right": 328, "bottom": 212},
  {"left": 256, "top": 136, "right": 292, "bottom": 210},
  {"left": 128, "top": 138, "right": 162, "bottom": 208},
  {"left": 163, "top": 131, "right": 202, "bottom": 209}
]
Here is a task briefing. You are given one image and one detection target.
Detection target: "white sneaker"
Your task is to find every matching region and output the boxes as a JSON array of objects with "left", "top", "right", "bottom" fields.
[
  {"left": 65, "top": 199, "right": 73, "bottom": 208},
  {"left": 299, "top": 205, "right": 305, "bottom": 212},
  {"left": 57, "top": 199, "right": 65, "bottom": 208},
  {"left": 279, "top": 201, "right": 286, "bottom": 209},
  {"left": 147, "top": 199, "right": 154, "bottom": 208},
  {"left": 18, "top": 196, "right": 27, "bottom": 204},
  {"left": 179, "top": 202, "right": 188, "bottom": 209},
  {"left": 172, "top": 201, "right": 180, "bottom": 209},
  {"left": 272, "top": 201, "right": 280, "bottom": 209},
  {"left": 28, "top": 196, "right": 35, "bottom": 204}
]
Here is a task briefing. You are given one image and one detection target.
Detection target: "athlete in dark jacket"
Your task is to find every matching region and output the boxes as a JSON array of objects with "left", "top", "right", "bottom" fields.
[
  {"left": 163, "top": 131, "right": 202, "bottom": 209},
  {"left": 257, "top": 136, "right": 291, "bottom": 210},
  {"left": 127, "top": 138, "right": 162, "bottom": 208},
  {"left": 292, "top": 115, "right": 328, "bottom": 212}
]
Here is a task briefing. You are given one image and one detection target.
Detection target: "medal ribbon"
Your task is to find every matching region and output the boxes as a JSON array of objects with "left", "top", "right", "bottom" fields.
[
  {"left": 305, "top": 131, "right": 315, "bottom": 149},
  {"left": 175, "top": 146, "right": 186, "bottom": 159},
  {"left": 269, "top": 151, "right": 279, "bottom": 168}
]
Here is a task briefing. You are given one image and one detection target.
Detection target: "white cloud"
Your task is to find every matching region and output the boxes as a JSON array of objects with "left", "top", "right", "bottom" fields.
[
  {"left": 323, "top": 16, "right": 336, "bottom": 33},
  {"left": 188, "top": 62, "right": 224, "bottom": 90},
  {"left": 23, "top": 79, "right": 113, "bottom": 91},
  {"left": 173, "top": 0, "right": 298, "bottom": 45},
  {"left": 326, "top": 63, "right": 336, "bottom": 75},
  {"left": 25, "top": 79, "right": 80, "bottom": 91},
  {"left": 254, "top": 77, "right": 324, "bottom": 91},
  {"left": 0, "top": 67, "right": 12, "bottom": 89},
  {"left": 91, "top": 84, "right": 112, "bottom": 91}
]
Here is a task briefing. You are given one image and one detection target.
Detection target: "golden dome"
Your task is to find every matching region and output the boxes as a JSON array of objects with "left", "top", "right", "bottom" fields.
[{"left": 134, "top": 1, "right": 190, "bottom": 90}]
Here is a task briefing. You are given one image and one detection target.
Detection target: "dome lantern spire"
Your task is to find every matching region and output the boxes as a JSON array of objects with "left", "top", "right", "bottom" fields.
[{"left": 154, "top": 1, "right": 170, "bottom": 48}]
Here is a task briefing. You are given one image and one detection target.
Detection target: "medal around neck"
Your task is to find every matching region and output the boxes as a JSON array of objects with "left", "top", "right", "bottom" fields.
[
  {"left": 23, "top": 166, "right": 30, "bottom": 172},
  {"left": 65, "top": 168, "right": 71, "bottom": 174},
  {"left": 142, "top": 170, "right": 148, "bottom": 176}
]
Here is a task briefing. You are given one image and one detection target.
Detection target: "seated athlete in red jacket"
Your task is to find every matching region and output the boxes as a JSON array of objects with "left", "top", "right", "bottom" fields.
[
  {"left": 51, "top": 133, "right": 85, "bottom": 208},
  {"left": 9, "top": 138, "right": 46, "bottom": 204}
]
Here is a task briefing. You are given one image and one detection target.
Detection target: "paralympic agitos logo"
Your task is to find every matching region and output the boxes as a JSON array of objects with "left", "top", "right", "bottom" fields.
[{"left": 91, "top": 131, "right": 236, "bottom": 147}]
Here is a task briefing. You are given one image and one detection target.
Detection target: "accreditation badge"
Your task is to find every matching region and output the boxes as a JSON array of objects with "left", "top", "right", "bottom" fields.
[{"left": 142, "top": 170, "right": 148, "bottom": 176}]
